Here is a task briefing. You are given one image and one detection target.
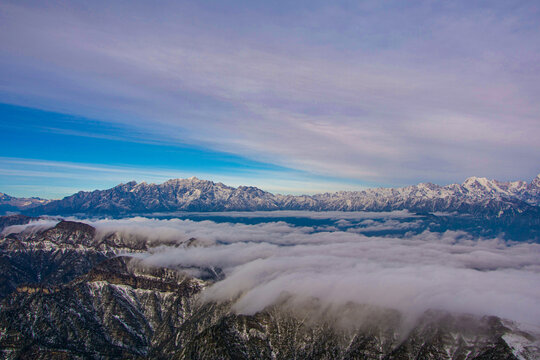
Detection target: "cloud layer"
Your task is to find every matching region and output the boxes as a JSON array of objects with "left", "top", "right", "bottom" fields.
[
  {"left": 80, "top": 216, "right": 540, "bottom": 326},
  {"left": 5, "top": 213, "right": 540, "bottom": 326}
]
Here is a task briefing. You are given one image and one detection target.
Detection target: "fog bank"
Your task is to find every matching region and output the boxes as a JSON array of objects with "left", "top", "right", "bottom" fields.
[
  {"left": 93, "top": 217, "right": 540, "bottom": 326},
  {"left": 5, "top": 214, "right": 540, "bottom": 326}
]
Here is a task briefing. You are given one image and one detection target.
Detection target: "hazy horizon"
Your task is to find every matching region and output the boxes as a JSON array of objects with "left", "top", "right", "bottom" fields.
[{"left": 2, "top": 171, "right": 540, "bottom": 200}]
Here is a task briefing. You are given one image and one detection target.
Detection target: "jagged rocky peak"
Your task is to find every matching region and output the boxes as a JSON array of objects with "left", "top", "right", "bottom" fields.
[
  {"left": 460, "top": 175, "right": 535, "bottom": 199},
  {"left": 462, "top": 176, "right": 491, "bottom": 187},
  {"left": 18, "top": 173, "right": 540, "bottom": 216},
  {"left": 38, "top": 220, "right": 96, "bottom": 248},
  {"left": 165, "top": 176, "right": 207, "bottom": 185},
  {"left": 530, "top": 173, "right": 540, "bottom": 187},
  {"left": 115, "top": 180, "right": 138, "bottom": 189},
  {"left": 462, "top": 174, "right": 538, "bottom": 188},
  {"left": 417, "top": 182, "right": 439, "bottom": 189},
  {"left": 44, "top": 220, "right": 95, "bottom": 238}
]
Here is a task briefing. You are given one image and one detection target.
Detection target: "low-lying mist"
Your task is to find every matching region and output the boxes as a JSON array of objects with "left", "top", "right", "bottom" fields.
[{"left": 5, "top": 213, "right": 540, "bottom": 327}]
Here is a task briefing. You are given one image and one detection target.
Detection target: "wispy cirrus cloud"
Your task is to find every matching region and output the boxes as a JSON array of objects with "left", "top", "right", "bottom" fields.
[
  {"left": 1, "top": 1, "right": 539, "bottom": 187},
  {"left": 0, "top": 157, "right": 364, "bottom": 198}
]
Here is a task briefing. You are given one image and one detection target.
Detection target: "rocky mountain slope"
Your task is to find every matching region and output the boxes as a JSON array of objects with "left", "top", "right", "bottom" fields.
[
  {"left": 0, "top": 193, "right": 50, "bottom": 215},
  {"left": 0, "top": 219, "right": 113, "bottom": 300},
  {"left": 1, "top": 218, "right": 539, "bottom": 359},
  {"left": 23, "top": 174, "right": 540, "bottom": 217}
]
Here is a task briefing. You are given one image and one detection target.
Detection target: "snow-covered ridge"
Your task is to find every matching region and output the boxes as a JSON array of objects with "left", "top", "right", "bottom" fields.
[
  {"left": 21, "top": 174, "right": 540, "bottom": 216},
  {"left": 0, "top": 192, "right": 51, "bottom": 213}
]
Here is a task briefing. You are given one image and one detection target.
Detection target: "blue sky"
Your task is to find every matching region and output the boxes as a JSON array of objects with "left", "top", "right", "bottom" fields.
[
  {"left": 1, "top": 103, "right": 366, "bottom": 197},
  {"left": 1, "top": 1, "right": 539, "bottom": 198}
]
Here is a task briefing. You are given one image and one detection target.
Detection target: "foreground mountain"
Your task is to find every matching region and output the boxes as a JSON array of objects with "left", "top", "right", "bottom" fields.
[
  {"left": 0, "top": 193, "right": 50, "bottom": 215},
  {"left": 1, "top": 219, "right": 539, "bottom": 359},
  {"left": 23, "top": 174, "right": 540, "bottom": 218},
  {"left": 0, "top": 219, "right": 120, "bottom": 299}
]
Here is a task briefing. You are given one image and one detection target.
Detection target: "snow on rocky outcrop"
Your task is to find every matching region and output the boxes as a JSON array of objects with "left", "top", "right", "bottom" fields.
[
  {"left": 0, "top": 193, "right": 50, "bottom": 214},
  {"left": 22, "top": 174, "right": 540, "bottom": 217}
]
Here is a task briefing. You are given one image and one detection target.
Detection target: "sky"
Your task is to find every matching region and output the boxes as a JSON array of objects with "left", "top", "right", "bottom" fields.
[{"left": 1, "top": 0, "right": 539, "bottom": 198}]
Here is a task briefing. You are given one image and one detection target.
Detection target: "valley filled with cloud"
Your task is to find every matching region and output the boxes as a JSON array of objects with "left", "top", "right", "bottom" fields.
[{"left": 6, "top": 213, "right": 540, "bottom": 328}]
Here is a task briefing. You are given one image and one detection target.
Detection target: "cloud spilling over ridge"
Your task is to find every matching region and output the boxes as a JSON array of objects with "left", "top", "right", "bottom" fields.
[
  {"left": 1, "top": 218, "right": 60, "bottom": 235},
  {"left": 88, "top": 217, "right": 540, "bottom": 326}
]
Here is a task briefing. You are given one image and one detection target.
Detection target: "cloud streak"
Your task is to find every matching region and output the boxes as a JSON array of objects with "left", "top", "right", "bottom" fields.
[
  {"left": 1, "top": 218, "right": 60, "bottom": 236},
  {"left": 0, "top": 157, "right": 367, "bottom": 198},
  {"left": 1, "top": 1, "right": 539, "bottom": 186}
]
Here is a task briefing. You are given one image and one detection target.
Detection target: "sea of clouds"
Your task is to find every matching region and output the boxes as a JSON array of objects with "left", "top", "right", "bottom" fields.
[{"left": 4, "top": 212, "right": 540, "bottom": 327}]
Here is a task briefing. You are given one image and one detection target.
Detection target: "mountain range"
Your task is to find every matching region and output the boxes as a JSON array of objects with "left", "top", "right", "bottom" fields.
[
  {"left": 10, "top": 174, "right": 540, "bottom": 217},
  {"left": 0, "top": 193, "right": 50, "bottom": 214}
]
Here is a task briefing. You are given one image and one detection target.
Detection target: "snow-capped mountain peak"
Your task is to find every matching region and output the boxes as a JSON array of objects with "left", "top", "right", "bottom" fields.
[{"left": 18, "top": 174, "right": 540, "bottom": 217}]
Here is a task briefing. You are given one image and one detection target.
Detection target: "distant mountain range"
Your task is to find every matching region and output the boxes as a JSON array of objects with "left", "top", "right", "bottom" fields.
[
  {"left": 0, "top": 192, "right": 50, "bottom": 214},
  {"left": 11, "top": 174, "right": 540, "bottom": 217}
]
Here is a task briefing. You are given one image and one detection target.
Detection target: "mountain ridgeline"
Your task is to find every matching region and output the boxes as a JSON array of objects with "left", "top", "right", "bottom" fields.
[
  {"left": 22, "top": 174, "right": 540, "bottom": 217},
  {"left": 0, "top": 192, "right": 50, "bottom": 214}
]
